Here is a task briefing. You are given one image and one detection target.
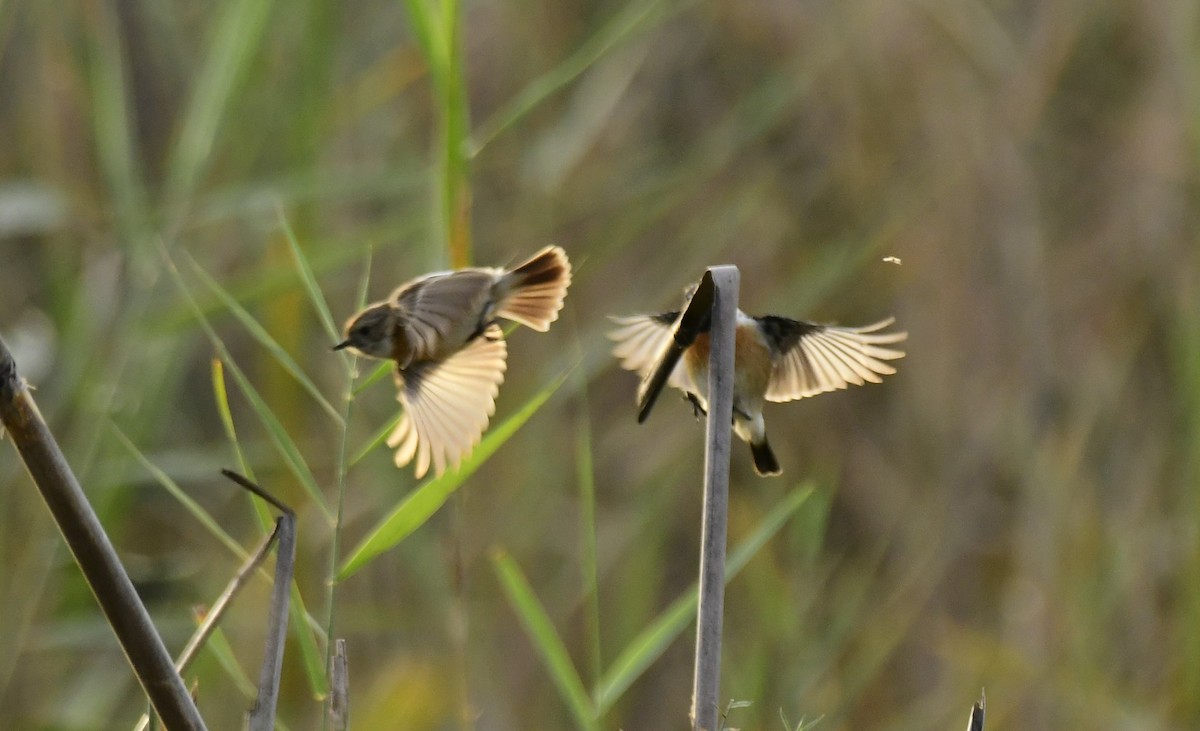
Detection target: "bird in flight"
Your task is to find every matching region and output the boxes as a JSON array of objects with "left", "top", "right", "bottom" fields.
[
  {"left": 609, "top": 292, "right": 906, "bottom": 476},
  {"left": 335, "top": 246, "right": 571, "bottom": 478}
]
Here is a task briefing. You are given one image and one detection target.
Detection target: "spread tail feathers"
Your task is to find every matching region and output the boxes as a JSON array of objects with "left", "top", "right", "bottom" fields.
[
  {"left": 496, "top": 246, "right": 571, "bottom": 331},
  {"left": 750, "top": 438, "right": 781, "bottom": 477}
]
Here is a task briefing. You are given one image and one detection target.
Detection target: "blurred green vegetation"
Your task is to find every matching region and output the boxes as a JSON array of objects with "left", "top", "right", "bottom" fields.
[{"left": 2, "top": 0, "right": 1199, "bottom": 729}]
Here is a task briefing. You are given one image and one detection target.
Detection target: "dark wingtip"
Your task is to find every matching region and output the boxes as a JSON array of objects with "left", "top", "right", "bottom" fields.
[
  {"left": 636, "top": 389, "right": 654, "bottom": 423},
  {"left": 967, "top": 689, "right": 985, "bottom": 731}
]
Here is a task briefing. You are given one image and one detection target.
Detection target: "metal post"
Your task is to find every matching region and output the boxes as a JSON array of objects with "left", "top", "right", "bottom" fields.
[{"left": 690, "top": 266, "right": 739, "bottom": 730}]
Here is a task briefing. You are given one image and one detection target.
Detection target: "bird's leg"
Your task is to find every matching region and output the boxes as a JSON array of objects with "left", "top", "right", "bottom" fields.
[{"left": 685, "top": 392, "right": 707, "bottom": 420}]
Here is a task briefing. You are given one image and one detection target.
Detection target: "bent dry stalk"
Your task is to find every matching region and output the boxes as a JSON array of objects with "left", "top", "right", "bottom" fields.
[
  {"left": 131, "top": 521, "right": 283, "bottom": 731},
  {"left": 218, "top": 470, "right": 296, "bottom": 731}
]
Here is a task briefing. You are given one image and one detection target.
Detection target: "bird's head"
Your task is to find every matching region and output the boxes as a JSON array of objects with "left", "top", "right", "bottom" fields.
[{"left": 333, "top": 304, "right": 396, "bottom": 359}]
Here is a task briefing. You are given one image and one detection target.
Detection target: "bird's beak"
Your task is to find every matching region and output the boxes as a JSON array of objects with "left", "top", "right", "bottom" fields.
[{"left": 331, "top": 340, "right": 351, "bottom": 352}]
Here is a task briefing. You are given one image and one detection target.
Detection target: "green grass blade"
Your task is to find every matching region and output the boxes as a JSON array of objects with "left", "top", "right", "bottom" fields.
[
  {"left": 198, "top": 627, "right": 296, "bottom": 731},
  {"left": 186, "top": 253, "right": 343, "bottom": 424},
  {"left": 164, "top": 0, "right": 276, "bottom": 208},
  {"left": 436, "top": 0, "right": 458, "bottom": 69},
  {"left": 348, "top": 411, "right": 403, "bottom": 468},
  {"left": 594, "top": 485, "right": 812, "bottom": 713},
  {"left": 212, "top": 340, "right": 330, "bottom": 699},
  {"left": 596, "top": 583, "right": 694, "bottom": 715},
  {"left": 221, "top": 356, "right": 332, "bottom": 520},
  {"left": 87, "top": 2, "right": 150, "bottom": 250},
  {"left": 401, "top": 0, "right": 447, "bottom": 87},
  {"left": 402, "top": 0, "right": 471, "bottom": 267},
  {"left": 290, "top": 583, "right": 330, "bottom": 699},
  {"left": 162, "top": 248, "right": 333, "bottom": 520},
  {"left": 115, "top": 418, "right": 328, "bottom": 699},
  {"left": 351, "top": 361, "right": 394, "bottom": 396},
  {"left": 492, "top": 550, "right": 597, "bottom": 731},
  {"left": 354, "top": 244, "right": 374, "bottom": 310},
  {"left": 148, "top": 232, "right": 386, "bottom": 335},
  {"left": 211, "top": 358, "right": 251, "bottom": 475},
  {"left": 276, "top": 205, "right": 343, "bottom": 344},
  {"left": 438, "top": 1, "right": 471, "bottom": 269},
  {"left": 471, "top": 0, "right": 676, "bottom": 154},
  {"left": 572, "top": 353, "right": 603, "bottom": 688},
  {"left": 206, "top": 626, "right": 258, "bottom": 697},
  {"left": 111, "top": 425, "right": 247, "bottom": 560},
  {"left": 338, "top": 369, "right": 571, "bottom": 580}
]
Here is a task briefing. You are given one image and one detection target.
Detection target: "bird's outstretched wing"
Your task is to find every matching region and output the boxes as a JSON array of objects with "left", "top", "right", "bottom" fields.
[
  {"left": 760, "top": 316, "right": 907, "bottom": 402},
  {"left": 607, "top": 312, "right": 697, "bottom": 394},
  {"left": 391, "top": 270, "right": 497, "bottom": 359},
  {"left": 387, "top": 324, "right": 507, "bottom": 478}
]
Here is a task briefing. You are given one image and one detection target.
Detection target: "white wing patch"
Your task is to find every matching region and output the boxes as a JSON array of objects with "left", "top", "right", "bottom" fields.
[
  {"left": 766, "top": 318, "right": 906, "bottom": 403},
  {"left": 607, "top": 315, "right": 695, "bottom": 393},
  {"left": 387, "top": 324, "right": 508, "bottom": 478}
]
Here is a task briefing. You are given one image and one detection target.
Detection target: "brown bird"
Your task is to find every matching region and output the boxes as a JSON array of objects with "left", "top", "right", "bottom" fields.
[
  {"left": 335, "top": 246, "right": 571, "bottom": 478},
  {"left": 609, "top": 297, "right": 906, "bottom": 476}
]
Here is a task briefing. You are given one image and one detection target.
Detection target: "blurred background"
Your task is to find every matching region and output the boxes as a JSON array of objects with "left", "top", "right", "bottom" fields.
[{"left": 2, "top": 0, "right": 1199, "bottom": 729}]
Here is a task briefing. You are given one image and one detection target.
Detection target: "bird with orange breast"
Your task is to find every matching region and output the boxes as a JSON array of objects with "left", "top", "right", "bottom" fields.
[
  {"left": 609, "top": 291, "right": 906, "bottom": 476},
  {"left": 335, "top": 246, "right": 571, "bottom": 478}
]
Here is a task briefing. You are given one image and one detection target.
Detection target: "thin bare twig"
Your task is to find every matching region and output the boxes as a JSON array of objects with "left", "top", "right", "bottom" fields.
[
  {"left": 132, "top": 523, "right": 283, "bottom": 731},
  {"left": 0, "top": 337, "right": 207, "bottom": 730},
  {"left": 180, "top": 522, "right": 283, "bottom": 672},
  {"left": 216, "top": 470, "right": 296, "bottom": 731}
]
